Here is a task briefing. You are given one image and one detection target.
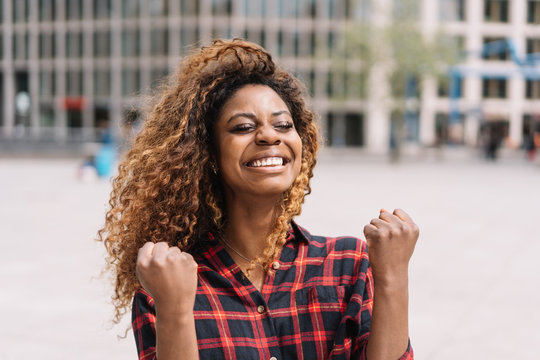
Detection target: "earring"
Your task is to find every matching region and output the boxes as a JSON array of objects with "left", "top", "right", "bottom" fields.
[{"left": 210, "top": 161, "right": 218, "bottom": 174}]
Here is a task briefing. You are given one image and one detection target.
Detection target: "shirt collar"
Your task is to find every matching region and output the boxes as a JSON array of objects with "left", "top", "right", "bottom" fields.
[
  {"left": 205, "top": 220, "right": 312, "bottom": 245},
  {"left": 288, "top": 220, "right": 312, "bottom": 244}
]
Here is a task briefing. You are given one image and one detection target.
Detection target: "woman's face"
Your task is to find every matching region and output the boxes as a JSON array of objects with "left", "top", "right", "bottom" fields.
[{"left": 214, "top": 84, "right": 303, "bottom": 200}]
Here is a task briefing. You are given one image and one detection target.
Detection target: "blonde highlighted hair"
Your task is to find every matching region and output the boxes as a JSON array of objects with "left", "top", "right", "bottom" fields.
[{"left": 98, "top": 39, "right": 319, "bottom": 322}]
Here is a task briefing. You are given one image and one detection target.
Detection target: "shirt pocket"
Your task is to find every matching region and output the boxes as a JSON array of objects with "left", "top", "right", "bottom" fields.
[{"left": 293, "top": 285, "right": 347, "bottom": 356}]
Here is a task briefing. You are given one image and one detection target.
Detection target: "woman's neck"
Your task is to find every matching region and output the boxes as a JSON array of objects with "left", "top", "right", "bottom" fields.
[{"left": 224, "top": 197, "right": 280, "bottom": 260}]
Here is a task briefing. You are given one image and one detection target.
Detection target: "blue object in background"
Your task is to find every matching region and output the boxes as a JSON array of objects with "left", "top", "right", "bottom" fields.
[{"left": 94, "top": 144, "right": 116, "bottom": 177}]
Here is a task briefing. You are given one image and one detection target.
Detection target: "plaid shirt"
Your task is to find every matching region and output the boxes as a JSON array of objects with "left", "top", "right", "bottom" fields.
[{"left": 132, "top": 222, "right": 413, "bottom": 359}]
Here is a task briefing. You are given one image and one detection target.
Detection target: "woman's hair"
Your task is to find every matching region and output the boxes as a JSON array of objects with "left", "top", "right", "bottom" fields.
[{"left": 98, "top": 39, "right": 319, "bottom": 322}]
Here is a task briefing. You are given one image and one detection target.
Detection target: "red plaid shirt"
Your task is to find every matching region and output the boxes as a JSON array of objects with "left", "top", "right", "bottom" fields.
[{"left": 132, "top": 222, "right": 413, "bottom": 359}]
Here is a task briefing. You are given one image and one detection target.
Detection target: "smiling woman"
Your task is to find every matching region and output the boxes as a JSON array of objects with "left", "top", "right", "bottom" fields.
[{"left": 98, "top": 39, "right": 417, "bottom": 360}]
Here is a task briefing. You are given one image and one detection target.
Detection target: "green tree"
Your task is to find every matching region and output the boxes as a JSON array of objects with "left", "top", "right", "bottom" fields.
[{"left": 342, "top": 0, "right": 461, "bottom": 161}]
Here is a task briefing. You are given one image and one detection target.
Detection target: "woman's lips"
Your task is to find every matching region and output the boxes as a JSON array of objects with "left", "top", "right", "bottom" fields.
[{"left": 244, "top": 156, "right": 288, "bottom": 167}]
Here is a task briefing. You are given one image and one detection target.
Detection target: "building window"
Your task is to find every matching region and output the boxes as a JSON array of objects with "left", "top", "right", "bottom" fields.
[
  {"left": 151, "top": 67, "right": 169, "bottom": 87},
  {"left": 39, "top": 0, "right": 56, "bottom": 22},
  {"left": 350, "top": 0, "right": 371, "bottom": 20},
  {"left": 151, "top": 28, "right": 169, "bottom": 56},
  {"left": 392, "top": 110, "right": 420, "bottom": 142},
  {"left": 482, "top": 37, "right": 509, "bottom": 61},
  {"left": 438, "top": 76, "right": 463, "bottom": 98},
  {"left": 435, "top": 113, "right": 465, "bottom": 145},
  {"left": 13, "top": 33, "right": 29, "bottom": 60},
  {"left": 526, "top": 80, "right": 540, "bottom": 99},
  {"left": 394, "top": 0, "right": 419, "bottom": 21},
  {"left": 39, "top": 33, "right": 55, "bottom": 58},
  {"left": 94, "top": 0, "right": 112, "bottom": 18},
  {"left": 93, "top": 30, "right": 111, "bottom": 57},
  {"left": 39, "top": 104, "right": 55, "bottom": 127},
  {"left": 526, "top": 38, "right": 540, "bottom": 55},
  {"left": 122, "top": 0, "right": 140, "bottom": 18},
  {"left": 66, "top": 70, "right": 83, "bottom": 96},
  {"left": 148, "top": 0, "right": 168, "bottom": 16},
  {"left": 180, "top": 0, "right": 199, "bottom": 16},
  {"left": 66, "top": 0, "right": 84, "bottom": 21},
  {"left": 122, "top": 29, "right": 140, "bottom": 57},
  {"left": 484, "top": 0, "right": 509, "bottom": 22},
  {"left": 329, "top": 0, "right": 349, "bottom": 19},
  {"left": 66, "top": 32, "right": 83, "bottom": 58},
  {"left": 39, "top": 71, "right": 56, "bottom": 96},
  {"left": 327, "top": 112, "right": 364, "bottom": 147},
  {"left": 122, "top": 69, "right": 141, "bottom": 95},
  {"left": 345, "top": 70, "right": 367, "bottom": 99},
  {"left": 278, "top": 0, "right": 297, "bottom": 17},
  {"left": 13, "top": 0, "right": 30, "bottom": 23},
  {"left": 94, "top": 69, "right": 111, "bottom": 96},
  {"left": 527, "top": 0, "right": 540, "bottom": 24},
  {"left": 439, "top": 0, "right": 465, "bottom": 21},
  {"left": 482, "top": 78, "right": 507, "bottom": 98},
  {"left": 180, "top": 27, "right": 200, "bottom": 54},
  {"left": 212, "top": 0, "right": 232, "bottom": 16}
]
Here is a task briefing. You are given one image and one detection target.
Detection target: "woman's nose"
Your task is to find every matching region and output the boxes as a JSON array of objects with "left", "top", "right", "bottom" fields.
[{"left": 255, "top": 126, "right": 281, "bottom": 145}]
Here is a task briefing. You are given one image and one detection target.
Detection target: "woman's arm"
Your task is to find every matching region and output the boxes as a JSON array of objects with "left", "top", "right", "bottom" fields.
[
  {"left": 363, "top": 209, "right": 418, "bottom": 360},
  {"left": 136, "top": 242, "right": 199, "bottom": 360}
]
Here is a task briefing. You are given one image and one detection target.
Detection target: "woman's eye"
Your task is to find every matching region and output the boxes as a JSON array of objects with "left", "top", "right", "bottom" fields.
[
  {"left": 275, "top": 122, "right": 294, "bottom": 130},
  {"left": 231, "top": 124, "right": 255, "bottom": 133}
]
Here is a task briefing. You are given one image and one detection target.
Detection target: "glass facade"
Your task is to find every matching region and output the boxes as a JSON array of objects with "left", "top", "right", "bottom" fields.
[{"left": 0, "top": 0, "right": 537, "bottom": 150}]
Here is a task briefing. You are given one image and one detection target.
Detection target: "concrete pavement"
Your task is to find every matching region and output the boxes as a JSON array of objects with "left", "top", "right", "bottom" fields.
[{"left": 1, "top": 149, "right": 539, "bottom": 359}]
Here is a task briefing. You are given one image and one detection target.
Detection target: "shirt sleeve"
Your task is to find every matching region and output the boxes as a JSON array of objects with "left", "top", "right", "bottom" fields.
[
  {"left": 330, "top": 239, "right": 414, "bottom": 359},
  {"left": 132, "top": 287, "right": 158, "bottom": 360}
]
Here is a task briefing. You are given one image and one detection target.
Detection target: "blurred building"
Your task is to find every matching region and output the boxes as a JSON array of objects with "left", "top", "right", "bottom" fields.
[{"left": 0, "top": 0, "right": 539, "bottom": 154}]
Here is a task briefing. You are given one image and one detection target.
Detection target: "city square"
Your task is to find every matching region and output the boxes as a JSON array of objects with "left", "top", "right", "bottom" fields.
[{"left": 1, "top": 149, "right": 538, "bottom": 359}]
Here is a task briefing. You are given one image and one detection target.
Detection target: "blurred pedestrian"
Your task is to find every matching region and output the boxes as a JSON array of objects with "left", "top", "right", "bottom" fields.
[
  {"left": 525, "top": 132, "right": 537, "bottom": 162},
  {"left": 98, "top": 39, "right": 418, "bottom": 359}
]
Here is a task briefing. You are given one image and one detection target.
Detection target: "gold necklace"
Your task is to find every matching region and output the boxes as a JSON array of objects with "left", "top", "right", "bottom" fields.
[{"left": 220, "top": 237, "right": 265, "bottom": 270}]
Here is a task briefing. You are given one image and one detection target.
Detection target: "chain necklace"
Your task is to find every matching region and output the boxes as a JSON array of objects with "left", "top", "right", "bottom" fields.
[{"left": 220, "top": 237, "right": 265, "bottom": 270}]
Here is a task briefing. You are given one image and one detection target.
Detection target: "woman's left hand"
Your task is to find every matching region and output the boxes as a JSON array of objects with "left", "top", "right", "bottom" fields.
[{"left": 363, "top": 208, "right": 419, "bottom": 286}]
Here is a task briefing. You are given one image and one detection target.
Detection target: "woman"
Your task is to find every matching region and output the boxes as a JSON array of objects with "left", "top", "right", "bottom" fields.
[{"left": 99, "top": 39, "right": 418, "bottom": 360}]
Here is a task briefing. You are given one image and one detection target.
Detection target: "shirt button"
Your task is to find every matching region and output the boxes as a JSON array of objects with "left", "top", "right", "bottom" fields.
[
  {"left": 269, "top": 357, "right": 278, "bottom": 360},
  {"left": 271, "top": 261, "right": 280, "bottom": 270},
  {"left": 257, "top": 305, "right": 266, "bottom": 314}
]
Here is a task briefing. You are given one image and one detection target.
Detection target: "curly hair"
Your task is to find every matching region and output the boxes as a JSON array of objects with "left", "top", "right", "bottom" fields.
[{"left": 98, "top": 39, "right": 320, "bottom": 322}]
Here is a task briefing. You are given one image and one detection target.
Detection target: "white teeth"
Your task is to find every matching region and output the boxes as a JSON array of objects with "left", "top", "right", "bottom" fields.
[{"left": 248, "top": 157, "right": 284, "bottom": 167}]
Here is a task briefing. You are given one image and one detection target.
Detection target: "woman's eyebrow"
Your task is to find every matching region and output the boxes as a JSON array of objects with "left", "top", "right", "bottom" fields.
[
  {"left": 227, "top": 110, "right": 291, "bottom": 123},
  {"left": 271, "top": 110, "right": 292, "bottom": 118},
  {"left": 227, "top": 112, "right": 256, "bottom": 123}
]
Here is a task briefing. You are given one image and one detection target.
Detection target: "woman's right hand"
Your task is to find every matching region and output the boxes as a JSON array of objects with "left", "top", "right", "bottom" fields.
[{"left": 136, "top": 242, "right": 198, "bottom": 315}]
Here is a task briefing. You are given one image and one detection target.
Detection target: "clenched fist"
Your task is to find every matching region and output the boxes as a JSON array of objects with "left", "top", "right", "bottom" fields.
[
  {"left": 363, "top": 209, "right": 419, "bottom": 286},
  {"left": 136, "top": 242, "right": 198, "bottom": 315}
]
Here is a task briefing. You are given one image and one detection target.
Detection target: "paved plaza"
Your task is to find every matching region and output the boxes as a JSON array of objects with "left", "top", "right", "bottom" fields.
[{"left": 1, "top": 149, "right": 539, "bottom": 359}]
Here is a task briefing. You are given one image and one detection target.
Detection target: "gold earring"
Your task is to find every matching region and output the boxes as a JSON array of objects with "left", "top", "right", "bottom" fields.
[{"left": 210, "top": 161, "right": 218, "bottom": 174}]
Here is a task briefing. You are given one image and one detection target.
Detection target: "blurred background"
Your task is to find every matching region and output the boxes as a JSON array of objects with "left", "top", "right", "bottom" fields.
[
  {"left": 1, "top": 0, "right": 539, "bottom": 359},
  {"left": 1, "top": 0, "right": 539, "bottom": 158}
]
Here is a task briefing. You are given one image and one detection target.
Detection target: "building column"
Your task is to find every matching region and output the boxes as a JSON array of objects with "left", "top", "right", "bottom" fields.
[
  {"left": 2, "top": 0, "right": 15, "bottom": 138},
  {"left": 110, "top": 0, "right": 123, "bottom": 142},
  {"left": 28, "top": 0, "right": 40, "bottom": 139},
  {"left": 463, "top": 0, "right": 483, "bottom": 146},
  {"left": 55, "top": 0, "right": 68, "bottom": 142},
  {"left": 82, "top": 0, "right": 95, "bottom": 141},
  {"left": 509, "top": 0, "right": 526, "bottom": 146},
  {"left": 419, "top": 77, "right": 437, "bottom": 145},
  {"left": 365, "top": 0, "right": 392, "bottom": 154}
]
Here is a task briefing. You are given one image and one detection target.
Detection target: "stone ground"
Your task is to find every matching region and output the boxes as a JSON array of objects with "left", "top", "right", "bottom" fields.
[{"left": 1, "top": 148, "right": 539, "bottom": 359}]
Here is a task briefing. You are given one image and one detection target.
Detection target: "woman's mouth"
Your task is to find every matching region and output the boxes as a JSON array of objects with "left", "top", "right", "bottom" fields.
[{"left": 245, "top": 157, "right": 287, "bottom": 167}]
